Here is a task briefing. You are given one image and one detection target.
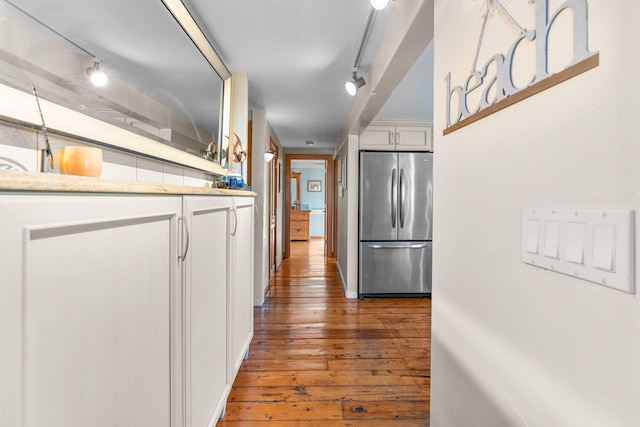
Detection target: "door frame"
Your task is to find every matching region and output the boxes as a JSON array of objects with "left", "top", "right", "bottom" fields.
[
  {"left": 284, "top": 153, "right": 335, "bottom": 259},
  {"left": 268, "top": 137, "right": 279, "bottom": 278}
]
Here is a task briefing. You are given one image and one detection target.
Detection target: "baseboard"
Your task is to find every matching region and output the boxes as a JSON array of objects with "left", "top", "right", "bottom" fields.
[{"left": 336, "top": 262, "right": 358, "bottom": 299}]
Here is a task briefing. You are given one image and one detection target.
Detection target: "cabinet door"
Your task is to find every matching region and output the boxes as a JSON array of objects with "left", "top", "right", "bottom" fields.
[
  {"left": 0, "top": 194, "right": 181, "bottom": 427},
  {"left": 395, "top": 125, "right": 432, "bottom": 151},
  {"left": 228, "top": 197, "right": 255, "bottom": 382},
  {"left": 182, "top": 196, "right": 232, "bottom": 427},
  {"left": 360, "top": 125, "right": 395, "bottom": 150}
]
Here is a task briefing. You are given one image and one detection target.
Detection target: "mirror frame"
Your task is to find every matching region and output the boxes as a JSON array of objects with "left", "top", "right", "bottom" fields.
[
  {"left": 0, "top": 0, "right": 232, "bottom": 176},
  {"left": 161, "top": 0, "right": 232, "bottom": 170}
]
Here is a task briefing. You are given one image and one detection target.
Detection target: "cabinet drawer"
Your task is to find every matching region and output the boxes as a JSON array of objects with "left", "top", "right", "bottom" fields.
[
  {"left": 396, "top": 126, "right": 430, "bottom": 150},
  {"left": 360, "top": 125, "right": 395, "bottom": 150},
  {"left": 360, "top": 122, "right": 433, "bottom": 152},
  {"left": 291, "top": 220, "right": 308, "bottom": 229}
]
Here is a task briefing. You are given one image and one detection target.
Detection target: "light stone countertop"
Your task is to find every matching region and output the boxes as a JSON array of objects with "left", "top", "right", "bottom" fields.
[{"left": 0, "top": 171, "right": 256, "bottom": 196}]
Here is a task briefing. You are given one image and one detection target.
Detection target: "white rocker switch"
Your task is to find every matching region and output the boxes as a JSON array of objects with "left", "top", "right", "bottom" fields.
[
  {"left": 543, "top": 221, "right": 560, "bottom": 259},
  {"left": 566, "top": 222, "right": 586, "bottom": 264},
  {"left": 592, "top": 225, "right": 615, "bottom": 272},
  {"left": 526, "top": 220, "right": 539, "bottom": 254}
]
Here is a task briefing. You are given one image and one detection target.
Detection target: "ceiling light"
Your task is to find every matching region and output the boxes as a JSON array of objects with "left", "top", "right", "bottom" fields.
[
  {"left": 86, "top": 61, "right": 108, "bottom": 87},
  {"left": 370, "top": 0, "right": 391, "bottom": 10},
  {"left": 264, "top": 150, "right": 275, "bottom": 163},
  {"left": 345, "top": 72, "right": 366, "bottom": 96}
]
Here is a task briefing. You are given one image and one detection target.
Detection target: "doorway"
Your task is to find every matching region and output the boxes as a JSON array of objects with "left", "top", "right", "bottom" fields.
[
  {"left": 284, "top": 153, "right": 335, "bottom": 259},
  {"left": 268, "top": 137, "right": 279, "bottom": 279}
]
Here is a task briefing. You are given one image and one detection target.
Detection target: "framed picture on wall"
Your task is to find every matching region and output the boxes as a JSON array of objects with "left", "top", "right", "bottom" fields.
[{"left": 307, "top": 180, "right": 322, "bottom": 192}]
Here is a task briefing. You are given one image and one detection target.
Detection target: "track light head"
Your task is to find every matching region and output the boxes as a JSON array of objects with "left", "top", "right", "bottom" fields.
[
  {"left": 345, "top": 71, "right": 366, "bottom": 96},
  {"left": 370, "top": 0, "right": 391, "bottom": 10},
  {"left": 86, "top": 61, "right": 108, "bottom": 87}
]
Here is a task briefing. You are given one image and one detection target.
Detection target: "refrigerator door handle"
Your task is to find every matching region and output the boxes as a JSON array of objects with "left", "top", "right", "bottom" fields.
[
  {"left": 391, "top": 168, "right": 397, "bottom": 229},
  {"left": 368, "top": 243, "right": 429, "bottom": 249},
  {"left": 399, "top": 168, "right": 405, "bottom": 228}
]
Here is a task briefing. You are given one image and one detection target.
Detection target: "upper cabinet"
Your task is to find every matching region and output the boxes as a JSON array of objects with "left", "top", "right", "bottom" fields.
[{"left": 360, "top": 121, "right": 433, "bottom": 152}]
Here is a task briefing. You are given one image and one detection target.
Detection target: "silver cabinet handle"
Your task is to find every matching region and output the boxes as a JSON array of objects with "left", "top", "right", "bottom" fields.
[
  {"left": 178, "top": 215, "right": 190, "bottom": 261},
  {"left": 388, "top": 131, "right": 393, "bottom": 145},
  {"left": 231, "top": 207, "right": 238, "bottom": 236},
  {"left": 396, "top": 132, "right": 400, "bottom": 145},
  {"left": 368, "top": 243, "right": 428, "bottom": 249},
  {"left": 391, "top": 168, "right": 397, "bottom": 229}
]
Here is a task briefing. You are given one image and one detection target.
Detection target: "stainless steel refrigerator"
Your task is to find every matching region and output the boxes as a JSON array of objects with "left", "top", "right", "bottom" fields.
[{"left": 359, "top": 151, "right": 433, "bottom": 297}]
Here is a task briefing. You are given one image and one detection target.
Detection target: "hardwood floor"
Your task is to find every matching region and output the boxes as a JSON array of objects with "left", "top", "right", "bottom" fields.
[{"left": 218, "top": 239, "right": 431, "bottom": 426}]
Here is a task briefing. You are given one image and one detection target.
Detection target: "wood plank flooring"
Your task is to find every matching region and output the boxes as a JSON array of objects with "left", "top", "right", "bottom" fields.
[{"left": 218, "top": 239, "right": 431, "bottom": 426}]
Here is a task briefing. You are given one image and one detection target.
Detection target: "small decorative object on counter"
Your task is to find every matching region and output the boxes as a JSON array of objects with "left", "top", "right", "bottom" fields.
[
  {"left": 216, "top": 171, "right": 244, "bottom": 189},
  {"left": 228, "top": 171, "right": 244, "bottom": 189},
  {"left": 59, "top": 146, "right": 103, "bottom": 177}
]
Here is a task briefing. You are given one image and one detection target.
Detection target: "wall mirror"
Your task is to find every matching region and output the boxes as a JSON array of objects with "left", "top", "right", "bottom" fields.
[
  {"left": 291, "top": 171, "right": 301, "bottom": 208},
  {"left": 0, "top": 0, "right": 229, "bottom": 170}
]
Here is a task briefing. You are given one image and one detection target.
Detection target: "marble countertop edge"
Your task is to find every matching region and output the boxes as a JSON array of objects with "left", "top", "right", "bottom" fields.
[{"left": 0, "top": 171, "right": 256, "bottom": 197}]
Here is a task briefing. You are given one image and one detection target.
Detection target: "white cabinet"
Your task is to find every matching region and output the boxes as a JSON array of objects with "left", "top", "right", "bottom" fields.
[
  {"left": 0, "top": 192, "right": 256, "bottom": 427},
  {"left": 0, "top": 194, "right": 182, "bottom": 427},
  {"left": 182, "top": 196, "right": 232, "bottom": 427},
  {"left": 228, "top": 197, "right": 255, "bottom": 381},
  {"left": 360, "top": 121, "right": 433, "bottom": 151}
]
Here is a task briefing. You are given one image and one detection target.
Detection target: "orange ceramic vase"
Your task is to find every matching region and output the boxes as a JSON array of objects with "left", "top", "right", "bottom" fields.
[{"left": 59, "top": 146, "right": 103, "bottom": 177}]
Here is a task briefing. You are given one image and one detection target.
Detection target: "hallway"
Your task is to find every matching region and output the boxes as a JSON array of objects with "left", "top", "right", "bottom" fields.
[{"left": 218, "top": 239, "right": 431, "bottom": 426}]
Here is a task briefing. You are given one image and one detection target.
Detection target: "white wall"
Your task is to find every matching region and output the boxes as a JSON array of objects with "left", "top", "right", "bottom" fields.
[
  {"left": 375, "top": 40, "right": 434, "bottom": 121},
  {"left": 432, "top": 1, "right": 640, "bottom": 425},
  {"left": 250, "top": 110, "right": 284, "bottom": 305},
  {"left": 251, "top": 110, "right": 270, "bottom": 306},
  {"left": 335, "top": 135, "right": 359, "bottom": 298},
  {"left": 276, "top": 147, "right": 284, "bottom": 269}
]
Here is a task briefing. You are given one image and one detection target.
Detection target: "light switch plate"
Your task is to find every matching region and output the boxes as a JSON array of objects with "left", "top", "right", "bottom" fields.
[{"left": 521, "top": 208, "right": 635, "bottom": 294}]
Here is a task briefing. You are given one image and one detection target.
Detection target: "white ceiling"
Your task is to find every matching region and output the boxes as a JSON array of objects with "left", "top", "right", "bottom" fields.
[
  {"left": 5, "top": 0, "right": 433, "bottom": 150},
  {"left": 189, "top": 0, "right": 433, "bottom": 149}
]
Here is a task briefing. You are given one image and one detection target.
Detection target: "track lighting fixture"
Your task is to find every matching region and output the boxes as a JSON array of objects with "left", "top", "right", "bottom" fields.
[
  {"left": 345, "top": 5, "right": 377, "bottom": 96},
  {"left": 370, "top": 0, "right": 391, "bottom": 10},
  {"left": 264, "top": 149, "right": 275, "bottom": 163},
  {"left": 86, "top": 61, "right": 108, "bottom": 87},
  {"left": 345, "top": 71, "right": 366, "bottom": 96}
]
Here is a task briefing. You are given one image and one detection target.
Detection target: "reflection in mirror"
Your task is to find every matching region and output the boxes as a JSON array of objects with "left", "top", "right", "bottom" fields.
[
  {"left": 0, "top": 0, "right": 224, "bottom": 161},
  {"left": 291, "top": 171, "right": 301, "bottom": 208}
]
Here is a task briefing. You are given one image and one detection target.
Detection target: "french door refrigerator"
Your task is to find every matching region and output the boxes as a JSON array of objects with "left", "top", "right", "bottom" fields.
[{"left": 359, "top": 151, "right": 433, "bottom": 297}]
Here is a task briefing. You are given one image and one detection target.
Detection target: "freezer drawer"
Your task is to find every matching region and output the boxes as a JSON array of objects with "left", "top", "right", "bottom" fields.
[{"left": 359, "top": 241, "right": 432, "bottom": 296}]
